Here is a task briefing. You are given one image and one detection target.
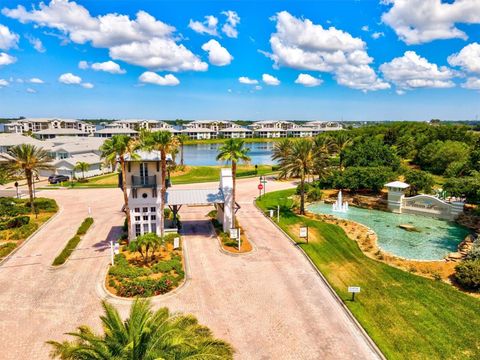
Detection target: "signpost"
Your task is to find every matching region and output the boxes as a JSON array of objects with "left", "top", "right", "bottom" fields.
[
  {"left": 173, "top": 237, "right": 180, "bottom": 249},
  {"left": 299, "top": 226, "right": 309, "bottom": 243},
  {"left": 277, "top": 205, "right": 280, "bottom": 223},
  {"left": 110, "top": 241, "right": 114, "bottom": 265},
  {"left": 348, "top": 286, "right": 361, "bottom": 301},
  {"left": 14, "top": 181, "right": 19, "bottom": 199},
  {"left": 258, "top": 183, "right": 263, "bottom": 199},
  {"left": 259, "top": 176, "right": 267, "bottom": 197},
  {"left": 230, "top": 228, "right": 241, "bottom": 251}
]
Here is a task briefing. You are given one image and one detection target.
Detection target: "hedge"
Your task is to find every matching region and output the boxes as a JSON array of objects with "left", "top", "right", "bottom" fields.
[{"left": 52, "top": 217, "right": 94, "bottom": 266}]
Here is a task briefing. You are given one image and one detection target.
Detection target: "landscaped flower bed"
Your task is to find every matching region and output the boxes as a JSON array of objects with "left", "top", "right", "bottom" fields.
[
  {"left": 106, "top": 233, "right": 184, "bottom": 297},
  {"left": 207, "top": 210, "right": 252, "bottom": 253},
  {"left": 0, "top": 197, "right": 58, "bottom": 259}
]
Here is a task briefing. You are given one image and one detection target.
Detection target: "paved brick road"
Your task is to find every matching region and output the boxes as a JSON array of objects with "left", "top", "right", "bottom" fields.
[{"left": 0, "top": 178, "right": 381, "bottom": 359}]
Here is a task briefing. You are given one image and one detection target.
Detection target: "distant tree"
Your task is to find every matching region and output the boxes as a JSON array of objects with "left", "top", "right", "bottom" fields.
[
  {"left": 271, "top": 138, "right": 293, "bottom": 179},
  {"left": 404, "top": 169, "right": 434, "bottom": 196},
  {"left": 323, "top": 166, "right": 395, "bottom": 193},
  {"left": 416, "top": 140, "right": 470, "bottom": 175},
  {"left": 73, "top": 161, "right": 89, "bottom": 179},
  {"left": 176, "top": 133, "right": 189, "bottom": 166},
  {"left": 47, "top": 299, "right": 234, "bottom": 359},
  {"left": 8, "top": 144, "right": 53, "bottom": 213},
  {"left": 343, "top": 138, "right": 400, "bottom": 170},
  {"left": 331, "top": 132, "right": 352, "bottom": 171}
]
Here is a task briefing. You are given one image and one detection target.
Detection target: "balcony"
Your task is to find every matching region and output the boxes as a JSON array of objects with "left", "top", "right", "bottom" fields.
[{"left": 131, "top": 175, "right": 157, "bottom": 188}]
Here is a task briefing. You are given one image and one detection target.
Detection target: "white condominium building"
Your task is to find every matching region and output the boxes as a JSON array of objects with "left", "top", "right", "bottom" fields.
[
  {"left": 112, "top": 119, "right": 173, "bottom": 131},
  {"left": 184, "top": 120, "right": 240, "bottom": 132},
  {"left": 4, "top": 118, "right": 96, "bottom": 135},
  {"left": 249, "top": 120, "right": 298, "bottom": 131}
]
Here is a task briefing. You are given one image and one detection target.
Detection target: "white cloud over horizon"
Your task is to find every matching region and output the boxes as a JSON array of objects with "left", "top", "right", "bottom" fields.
[
  {"left": 295, "top": 73, "right": 323, "bottom": 87},
  {"left": 262, "top": 73, "right": 280, "bottom": 86},
  {"left": 139, "top": 71, "right": 180, "bottom": 86},
  {"left": 238, "top": 76, "right": 258, "bottom": 85},
  {"left": 79, "top": 60, "right": 126, "bottom": 74},
  {"left": 58, "top": 72, "right": 93, "bottom": 88}
]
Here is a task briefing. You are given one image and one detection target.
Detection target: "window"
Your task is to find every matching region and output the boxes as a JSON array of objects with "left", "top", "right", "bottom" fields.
[
  {"left": 135, "top": 224, "right": 141, "bottom": 237},
  {"left": 134, "top": 208, "right": 140, "bottom": 213},
  {"left": 143, "top": 207, "right": 148, "bottom": 212},
  {"left": 140, "top": 162, "right": 149, "bottom": 178},
  {"left": 143, "top": 215, "right": 148, "bottom": 221},
  {"left": 151, "top": 215, "right": 156, "bottom": 220},
  {"left": 150, "top": 222, "right": 156, "bottom": 232},
  {"left": 150, "top": 207, "right": 156, "bottom": 212},
  {"left": 143, "top": 223, "right": 149, "bottom": 233},
  {"left": 135, "top": 216, "right": 140, "bottom": 221}
]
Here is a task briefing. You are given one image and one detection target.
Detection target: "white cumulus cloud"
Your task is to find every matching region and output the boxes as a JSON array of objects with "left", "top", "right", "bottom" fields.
[
  {"left": 262, "top": 73, "right": 280, "bottom": 86},
  {"left": 58, "top": 72, "right": 82, "bottom": 84},
  {"left": 79, "top": 60, "right": 126, "bottom": 74},
  {"left": 81, "top": 82, "right": 94, "bottom": 89},
  {"left": 462, "top": 77, "right": 480, "bottom": 90},
  {"left": 26, "top": 87, "right": 37, "bottom": 93},
  {"left": 448, "top": 43, "right": 480, "bottom": 75},
  {"left": 381, "top": 0, "right": 480, "bottom": 45},
  {"left": 295, "top": 73, "right": 323, "bottom": 87},
  {"left": 29, "top": 78, "right": 44, "bottom": 84},
  {"left": 0, "top": 24, "right": 19, "bottom": 50},
  {"left": 2, "top": 1, "right": 207, "bottom": 72},
  {"left": 380, "top": 51, "right": 455, "bottom": 91},
  {"left": 221, "top": 10, "right": 240, "bottom": 38},
  {"left": 0, "top": 52, "right": 16, "bottom": 66},
  {"left": 188, "top": 15, "right": 218, "bottom": 36},
  {"left": 238, "top": 76, "right": 258, "bottom": 85},
  {"left": 78, "top": 60, "right": 89, "bottom": 69},
  {"left": 0, "top": 79, "right": 9, "bottom": 87},
  {"left": 139, "top": 71, "right": 180, "bottom": 86},
  {"left": 201, "top": 39, "right": 233, "bottom": 66},
  {"left": 263, "top": 11, "right": 389, "bottom": 91}
]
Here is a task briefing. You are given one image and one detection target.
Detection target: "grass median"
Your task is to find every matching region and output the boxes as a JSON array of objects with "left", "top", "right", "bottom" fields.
[
  {"left": 52, "top": 217, "right": 94, "bottom": 266},
  {"left": 257, "top": 189, "right": 480, "bottom": 360}
]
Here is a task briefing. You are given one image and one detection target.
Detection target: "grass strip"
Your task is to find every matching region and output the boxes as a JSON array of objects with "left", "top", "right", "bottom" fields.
[
  {"left": 52, "top": 217, "right": 94, "bottom": 266},
  {"left": 257, "top": 189, "right": 480, "bottom": 360}
]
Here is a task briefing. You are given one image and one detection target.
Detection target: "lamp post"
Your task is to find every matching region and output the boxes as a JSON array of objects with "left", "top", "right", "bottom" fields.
[
  {"left": 14, "top": 181, "right": 19, "bottom": 199},
  {"left": 71, "top": 170, "right": 74, "bottom": 188}
]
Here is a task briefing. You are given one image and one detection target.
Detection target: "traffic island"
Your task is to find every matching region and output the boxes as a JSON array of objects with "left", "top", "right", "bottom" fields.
[{"left": 207, "top": 210, "right": 252, "bottom": 254}]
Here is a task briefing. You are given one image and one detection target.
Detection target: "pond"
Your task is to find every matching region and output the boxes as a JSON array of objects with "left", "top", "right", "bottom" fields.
[
  {"left": 307, "top": 203, "right": 469, "bottom": 260},
  {"left": 181, "top": 142, "right": 276, "bottom": 166}
]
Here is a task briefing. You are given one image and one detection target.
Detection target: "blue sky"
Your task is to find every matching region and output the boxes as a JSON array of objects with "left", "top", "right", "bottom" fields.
[{"left": 0, "top": 0, "right": 479, "bottom": 121}]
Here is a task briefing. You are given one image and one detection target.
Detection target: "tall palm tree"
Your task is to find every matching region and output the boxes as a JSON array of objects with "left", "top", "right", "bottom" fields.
[
  {"left": 47, "top": 299, "right": 234, "bottom": 359},
  {"left": 177, "top": 133, "right": 189, "bottom": 167},
  {"left": 74, "top": 161, "right": 89, "bottom": 179},
  {"left": 280, "top": 139, "right": 315, "bottom": 215},
  {"left": 142, "top": 130, "right": 179, "bottom": 236},
  {"left": 332, "top": 132, "right": 352, "bottom": 171},
  {"left": 7, "top": 144, "right": 53, "bottom": 213},
  {"left": 271, "top": 138, "right": 293, "bottom": 179},
  {"left": 100, "top": 135, "right": 139, "bottom": 240},
  {"left": 216, "top": 139, "right": 251, "bottom": 227}
]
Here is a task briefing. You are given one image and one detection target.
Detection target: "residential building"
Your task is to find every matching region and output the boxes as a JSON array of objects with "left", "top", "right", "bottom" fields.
[
  {"left": 112, "top": 119, "right": 173, "bottom": 131},
  {"left": 219, "top": 127, "right": 253, "bottom": 139},
  {"left": 40, "top": 153, "right": 111, "bottom": 178},
  {"left": 253, "top": 128, "right": 287, "bottom": 138},
  {"left": 249, "top": 120, "right": 298, "bottom": 131},
  {"left": 305, "top": 121, "right": 343, "bottom": 131},
  {"left": 180, "top": 128, "right": 216, "bottom": 140},
  {"left": 286, "top": 127, "right": 323, "bottom": 138},
  {"left": 0, "top": 133, "right": 53, "bottom": 153},
  {"left": 33, "top": 128, "right": 90, "bottom": 139},
  {"left": 184, "top": 120, "right": 239, "bottom": 132},
  {"left": 94, "top": 128, "right": 138, "bottom": 138},
  {"left": 4, "top": 118, "right": 95, "bottom": 135}
]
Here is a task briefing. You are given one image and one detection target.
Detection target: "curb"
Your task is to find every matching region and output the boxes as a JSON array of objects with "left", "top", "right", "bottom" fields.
[
  {"left": 96, "top": 235, "right": 191, "bottom": 304},
  {"left": 0, "top": 205, "right": 63, "bottom": 267},
  {"left": 254, "top": 200, "right": 386, "bottom": 360}
]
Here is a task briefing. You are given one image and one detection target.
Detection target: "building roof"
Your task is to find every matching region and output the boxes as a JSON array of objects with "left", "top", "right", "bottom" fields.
[
  {"left": 53, "top": 152, "right": 103, "bottom": 166},
  {"left": 166, "top": 188, "right": 225, "bottom": 206},
  {"left": 385, "top": 181, "right": 410, "bottom": 189},
  {"left": 34, "top": 128, "right": 86, "bottom": 135},
  {"left": 95, "top": 128, "right": 138, "bottom": 134},
  {"left": 219, "top": 127, "right": 252, "bottom": 132},
  {"left": 0, "top": 133, "right": 53, "bottom": 149}
]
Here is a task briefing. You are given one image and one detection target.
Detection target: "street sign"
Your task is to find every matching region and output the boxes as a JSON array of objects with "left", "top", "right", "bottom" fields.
[
  {"left": 230, "top": 228, "right": 239, "bottom": 239},
  {"left": 348, "top": 286, "right": 361, "bottom": 293},
  {"left": 299, "top": 227, "right": 308, "bottom": 238},
  {"left": 258, "top": 184, "right": 263, "bottom": 190},
  {"left": 173, "top": 237, "right": 180, "bottom": 249},
  {"left": 113, "top": 242, "right": 120, "bottom": 255},
  {"left": 269, "top": 209, "right": 274, "bottom": 218}
]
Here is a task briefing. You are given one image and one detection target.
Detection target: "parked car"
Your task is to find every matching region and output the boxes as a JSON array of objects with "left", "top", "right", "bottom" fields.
[{"left": 48, "top": 175, "right": 70, "bottom": 184}]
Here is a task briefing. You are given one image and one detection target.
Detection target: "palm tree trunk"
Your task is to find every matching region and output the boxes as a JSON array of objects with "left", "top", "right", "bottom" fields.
[
  {"left": 120, "top": 158, "right": 131, "bottom": 241},
  {"left": 25, "top": 169, "right": 35, "bottom": 214},
  {"left": 231, "top": 160, "right": 236, "bottom": 228},
  {"left": 300, "top": 172, "right": 305, "bottom": 215},
  {"left": 160, "top": 150, "right": 166, "bottom": 237},
  {"left": 180, "top": 143, "right": 184, "bottom": 167}
]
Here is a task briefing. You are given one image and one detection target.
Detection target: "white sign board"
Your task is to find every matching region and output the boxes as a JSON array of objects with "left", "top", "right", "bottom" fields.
[
  {"left": 173, "top": 237, "right": 180, "bottom": 249},
  {"left": 299, "top": 227, "right": 308, "bottom": 238},
  {"left": 348, "top": 286, "right": 361, "bottom": 293},
  {"left": 230, "top": 228, "right": 239, "bottom": 239},
  {"left": 113, "top": 242, "right": 120, "bottom": 255},
  {"left": 269, "top": 209, "right": 274, "bottom": 218}
]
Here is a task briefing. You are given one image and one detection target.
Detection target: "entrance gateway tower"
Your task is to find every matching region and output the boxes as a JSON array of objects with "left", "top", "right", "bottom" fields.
[{"left": 123, "top": 151, "right": 231, "bottom": 240}]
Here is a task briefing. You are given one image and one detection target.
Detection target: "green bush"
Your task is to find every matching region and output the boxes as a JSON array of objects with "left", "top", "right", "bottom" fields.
[
  {"left": 9, "top": 222, "right": 38, "bottom": 240},
  {"left": 0, "top": 242, "right": 16, "bottom": 258},
  {"left": 466, "top": 240, "right": 480, "bottom": 261},
  {"left": 76, "top": 217, "right": 94, "bottom": 235},
  {"left": 455, "top": 260, "right": 480, "bottom": 291},
  {"left": 0, "top": 197, "right": 29, "bottom": 218},
  {"left": 5, "top": 215, "right": 30, "bottom": 229},
  {"left": 26, "top": 198, "right": 58, "bottom": 212},
  {"left": 52, "top": 235, "right": 81, "bottom": 266},
  {"left": 115, "top": 276, "right": 175, "bottom": 297}
]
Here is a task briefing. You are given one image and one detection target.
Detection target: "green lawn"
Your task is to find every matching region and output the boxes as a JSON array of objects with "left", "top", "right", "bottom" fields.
[
  {"left": 257, "top": 189, "right": 480, "bottom": 360},
  {"left": 48, "top": 165, "right": 277, "bottom": 188}
]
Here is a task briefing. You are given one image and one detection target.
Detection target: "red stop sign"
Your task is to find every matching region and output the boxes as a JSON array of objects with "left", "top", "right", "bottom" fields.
[{"left": 258, "top": 184, "right": 264, "bottom": 190}]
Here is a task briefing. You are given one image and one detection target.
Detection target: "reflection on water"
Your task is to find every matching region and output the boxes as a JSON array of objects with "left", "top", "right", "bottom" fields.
[
  {"left": 307, "top": 203, "right": 469, "bottom": 260},
  {"left": 181, "top": 142, "right": 276, "bottom": 166}
]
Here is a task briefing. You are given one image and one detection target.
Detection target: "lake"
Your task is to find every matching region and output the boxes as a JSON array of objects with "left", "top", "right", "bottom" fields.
[{"left": 181, "top": 142, "right": 276, "bottom": 166}]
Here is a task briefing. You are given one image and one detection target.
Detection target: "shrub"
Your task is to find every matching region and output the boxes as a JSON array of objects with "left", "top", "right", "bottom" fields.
[
  {"left": 0, "top": 242, "right": 16, "bottom": 258},
  {"left": 52, "top": 235, "right": 81, "bottom": 266},
  {"left": 455, "top": 260, "right": 480, "bottom": 291},
  {"left": 9, "top": 222, "right": 38, "bottom": 240},
  {"left": 76, "top": 217, "right": 94, "bottom": 235},
  {"left": 27, "top": 198, "right": 58, "bottom": 212},
  {"left": 0, "top": 215, "right": 30, "bottom": 230}
]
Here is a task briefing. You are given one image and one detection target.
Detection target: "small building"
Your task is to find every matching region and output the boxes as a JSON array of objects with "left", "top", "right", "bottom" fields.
[
  {"left": 39, "top": 153, "right": 111, "bottom": 178},
  {"left": 305, "top": 121, "right": 343, "bottom": 131},
  {"left": 180, "top": 128, "right": 216, "bottom": 140},
  {"left": 249, "top": 120, "right": 298, "bottom": 131},
  {"left": 253, "top": 128, "right": 287, "bottom": 138},
  {"left": 33, "top": 128, "right": 90, "bottom": 139},
  {"left": 219, "top": 127, "right": 253, "bottom": 139},
  {"left": 183, "top": 120, "right": 239, "bottom": 132},
  {"left": 287, "top": 127, "right": 323, "bottom": 138},
  {"left": 94, "top": 128, "right": 138, "bottom": 138},
  {"left": 112, "top": 119, "right": 173, "bottom": 131}
]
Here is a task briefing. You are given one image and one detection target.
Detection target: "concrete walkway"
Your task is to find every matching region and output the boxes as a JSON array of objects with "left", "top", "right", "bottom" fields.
[{"left": 0, "top": 178, "right": 381, "bottom": 359}]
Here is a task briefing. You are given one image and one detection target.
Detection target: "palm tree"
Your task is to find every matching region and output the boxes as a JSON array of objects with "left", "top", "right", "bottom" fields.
[
  {"left": 73, "top": 161, "right": 89, "bottom": 179},
  {"left": 280, "top": 139, "right": 315, "bottom": 215},
  {"left": 100, "top": 135, "right": 139, "bottom": 240},
  {"left": 177, "top": 133, "right": 189, "bottom": 167},
  {"left": 271, "top": 138, "right": 293, "bottom": 179},
  {"left": 7, "top": 144, "right": 53, "bottom": 213},
  {"left": 216, "top": 139, "right": 251, "bottom": 227},
  {"left": 142, "top": 131, "right": 179, "bottom": 236},
  {"left": 47, "top": 299, "right": 234, "bottom": 359},
  {"left": 332, "top": 132, "right": 352, "bottom": 171}
]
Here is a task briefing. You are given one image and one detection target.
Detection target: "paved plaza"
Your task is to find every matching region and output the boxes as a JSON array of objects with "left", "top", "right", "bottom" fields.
[{"left": 0, "top": 178, "right": 380, "bottom": 359}]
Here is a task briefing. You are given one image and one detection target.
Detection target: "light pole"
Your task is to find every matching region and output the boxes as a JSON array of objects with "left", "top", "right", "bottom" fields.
[{"left": 14, "top": 181, "right": 19, "bottom": 199}]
